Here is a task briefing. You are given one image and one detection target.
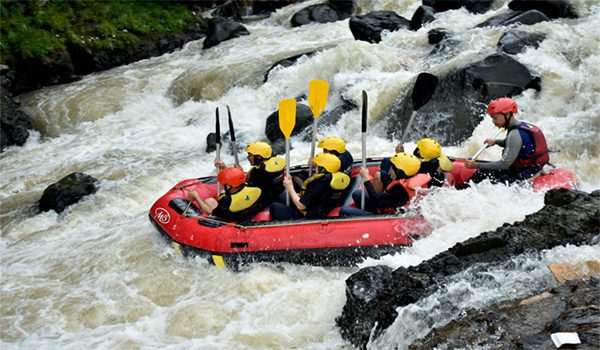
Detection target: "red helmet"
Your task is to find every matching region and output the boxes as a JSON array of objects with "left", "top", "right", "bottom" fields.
[
  {"left": 217, "top": 167, "right": 245, "bottom": 187},
  {"left": 487, "top": 97, "right": 518, "bottom": 115}
]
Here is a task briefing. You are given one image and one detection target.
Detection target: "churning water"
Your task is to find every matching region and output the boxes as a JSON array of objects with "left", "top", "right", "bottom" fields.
[{"left": 2, "top": 1, "right": 599, "bottom": 349}]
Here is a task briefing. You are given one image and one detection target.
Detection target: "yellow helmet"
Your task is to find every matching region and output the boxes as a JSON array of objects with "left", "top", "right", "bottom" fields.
[
  {"left": 317, "top": 136, "right": 346, "bottom": 153},
  {"left": 313, "top": 153, "right": 341, "bottom": 173},
  {"left": 246, "top": 141, "right": 272, "bottom": 158},
  {"left": 390, "top": 152, "right": 421, "bottom": 177},
  {"left": 416, "top": 138, "right": 442, "bottom": 161}
]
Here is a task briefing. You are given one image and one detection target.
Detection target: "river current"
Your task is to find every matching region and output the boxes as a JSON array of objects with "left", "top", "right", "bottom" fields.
[{"left": 2, "top": 1, "right": 599, "bottom": 349}]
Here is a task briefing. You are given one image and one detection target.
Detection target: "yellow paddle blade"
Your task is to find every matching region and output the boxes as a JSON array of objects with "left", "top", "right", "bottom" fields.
[
  {"left": 212, "top": 255, "right": 226, "bottom": 269},
  {"left": 278, "top": 98, "right": 296, "bottom": 139},
  {"left": 308, "top": 79, "right": 329, "bottom": 118}
]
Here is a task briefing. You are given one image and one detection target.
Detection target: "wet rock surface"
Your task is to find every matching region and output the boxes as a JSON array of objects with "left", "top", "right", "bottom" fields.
[
  {"left": 291, "top": 0, "right": 355, "bottom": 27},
  {"left": 384, "top": 53, "right": 540, "bottom": 145},
  {"left": 336, "top": 189, "right": 600, "bottom": 349},
  {"left": 497, "top": 30, "right": 546, "bottom": 55},
  {"left": 39, "top": 172, "right": 99, "bottom": 213},
  {"left": 349, "top": 11, "right": 410, "bottom": 43},
  {"left": 508, "top": 0, "right": 578, "bottom": 19},
  {"left": 0, "top": 86, "right": 33, "bottom": 152},
  {"left": 203, "top": 17, "right": 249, "bottom": 49},
  {"left": 410, "top": 278, "right": 600, "bottom": 350}
]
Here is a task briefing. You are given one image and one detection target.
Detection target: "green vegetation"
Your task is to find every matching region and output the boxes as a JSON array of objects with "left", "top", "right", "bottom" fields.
[{"left": 0, "top": 0, "right": 196, "bottom": 64}]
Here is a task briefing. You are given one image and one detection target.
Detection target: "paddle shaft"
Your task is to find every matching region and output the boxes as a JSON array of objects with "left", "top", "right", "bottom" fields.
[
  {"left": 285, "top": 139, "right": 291, "bottom": 206},
  {"left": 309, "top": 120, "right": 317, "bottom": 176},
  {"left": 399, "top": 110, "right": 417, "bottom": 145},
  {"left": 361, "top": 132, "right": 366, "bottom": 209},
  {"left": 216, "top": 143, "right": 221, "bottom": 194},
  {"left": 470, "top": 129, "right": 503, "bottom": 161}
]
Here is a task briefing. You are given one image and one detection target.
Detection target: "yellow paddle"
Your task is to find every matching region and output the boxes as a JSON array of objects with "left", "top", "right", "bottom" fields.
[
  {"left": 278, "top": 98, "right": 296, "bottom": 206},
  {"left": 308, "top": 79, "right": 329, "bottom": 175}
]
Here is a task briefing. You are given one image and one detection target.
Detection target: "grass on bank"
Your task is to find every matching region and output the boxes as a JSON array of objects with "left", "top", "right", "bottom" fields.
[{"left": 0, "top": 0, "right": 195, "bottom": 64}]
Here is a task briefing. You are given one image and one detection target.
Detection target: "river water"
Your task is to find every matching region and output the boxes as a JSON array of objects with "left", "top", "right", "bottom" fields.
[{"left": 2, "top": 1, "right": 599, "bottom": 349}]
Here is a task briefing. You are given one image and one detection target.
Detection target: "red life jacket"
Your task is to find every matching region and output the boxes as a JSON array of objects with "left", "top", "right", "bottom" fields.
[
  {"left": 510, "top": 122, "right": 550, "bottom": 170},
  {"left": 385, "top": 173, "right": 432, "bottom": 201}
]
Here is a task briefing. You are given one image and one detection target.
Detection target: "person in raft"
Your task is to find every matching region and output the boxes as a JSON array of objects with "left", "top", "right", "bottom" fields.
[
  {"left": 413, "top": 138, "right": 453, "bottom": 187},
  {"left": 269, "top": 153, "right": 351, "bottom": 220},
  {"left": 186, "top": 167, "right": 265, "bottom": 222},
  {"left": 340, "top": 152, "right": 431, "bottom": 216},
  {"left": 464, "top": 97, "right": 549, "bottom": 183},
  {"left": 317, "top": 136, "right": 354, "bottom": 174},
  {"left": 215, "top": 141, "right": 286, "bottom": 204}
]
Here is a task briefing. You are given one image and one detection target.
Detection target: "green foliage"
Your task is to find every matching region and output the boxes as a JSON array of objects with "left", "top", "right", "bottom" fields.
[{"left": 0, "top": 0, "right": 195, "bottom": 64}]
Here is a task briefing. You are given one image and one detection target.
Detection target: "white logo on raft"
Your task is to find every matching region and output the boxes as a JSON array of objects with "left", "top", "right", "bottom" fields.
[{"left": 155, "top": 208, "right": 171, "bottom": 224}]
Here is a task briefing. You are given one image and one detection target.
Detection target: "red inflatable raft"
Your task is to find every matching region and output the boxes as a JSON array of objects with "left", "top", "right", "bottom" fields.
[{"left": 149, "top": 159, "right": 577, "bottom": 268}]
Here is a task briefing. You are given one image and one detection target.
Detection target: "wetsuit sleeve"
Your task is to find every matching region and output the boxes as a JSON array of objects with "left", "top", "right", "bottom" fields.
[
  {"left": 478, "top": 129, "right": 522, "bottom": 170},
  {"left": 364, "top": 180, "right": 409, "bottom": 208},
  {"left": 495, "top": 138, "right": 506, "bottom": 147},
  {"left": 212, "top": 197, "right": 235, "bottom": 221}
]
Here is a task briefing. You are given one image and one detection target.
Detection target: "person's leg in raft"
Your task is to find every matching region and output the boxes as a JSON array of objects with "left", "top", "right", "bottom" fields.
[
  {"left": 269, "top": 202, "right": 302, "bottom": 221},
  {"left": 340, "top": 206, "right": 372, "bottom": 217},
  {"left": 469, "top": 169, "right": 516, "bottom": 184}
]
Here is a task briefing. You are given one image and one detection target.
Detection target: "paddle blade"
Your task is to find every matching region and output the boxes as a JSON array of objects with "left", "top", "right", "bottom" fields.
[
  {"left": 308, "top": 79, "right": 329, "bottom": 118},
  {"left": 278, "top": 99, "right": 296, "bottom": 139},
  {"left": 215, "top": 107, "right": 221, "bottom": 144},
  {"left": 411, "top": 72, "right": 438, "bottom": 111},
  {"left": 227, "top": 105, "right": 236, "bottom": 142},
  {"left": 361, "top": 90, "right": 368, "bottom": 133}
]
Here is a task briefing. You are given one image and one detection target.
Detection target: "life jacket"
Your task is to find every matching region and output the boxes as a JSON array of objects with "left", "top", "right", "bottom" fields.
[
  {"left": 385, "top": 173, "right": 432, "bottom": 201},
  {"left": 302, "top": 173, "right": 326, "bottom": 192},
  {"left": 264, "top": 156, "right": 285, "bottom": 173},
  {"left": 228, "top": 186, "right": 262, "bottom": 213},
  {"left": 508, "top": 122, "right": 549, "bottom": 170}
]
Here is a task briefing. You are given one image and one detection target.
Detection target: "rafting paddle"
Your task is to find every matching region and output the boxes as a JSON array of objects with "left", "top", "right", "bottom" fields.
[
  {"left": 360, "top": 90, "right": 368, "bottom": 209},
  {"left": 226, "top": 105, "right": 240, "bottom": 167},
  {"left": 278, "top": 98, "right": 297, "bottom": 206},
  {"left": 399, "top": 72, "right": 439, "bottom": 145},
  {"left": 470, "top": 129, "right": 503, "bottom": 160},
  {"left": 308, "top": 80, "right": 329, "bottom": 176},
  {"left": 215, "top": 107, "right": 222, "bottom": 194}
]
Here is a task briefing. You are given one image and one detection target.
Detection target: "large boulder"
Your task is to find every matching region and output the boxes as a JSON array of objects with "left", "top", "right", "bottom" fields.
[
  {"left": 477, "top": 9, "right": 550, "bottom": 28},
  {"left": 410, "top": 278, "right": 600, "bottom": 349},
  {"left": 300, "top": 98, "right": 357, "bottom": 141},
  {"left": 0, "top": 86, "right": 33, "bottom": 152},
  {"left": 264, "top": 51, "right": 316, "bottom": 82},
  {"left": 409, "top": 5, "right": 436, "bottom": 31},
  {"left": 265, "top": 103, "right": 313, "bottom": 143},
  {"left": 349, "top": 11, "right": 410, "bottom": 43},
  {"left": 291, "top": 0, "right": 355, "bottom": 27},
  {"left": 384, "top": 53, "right": 540, "bottom": 145},
  {"left": 203, "top": 17, "right": 250, "bottom": 49},
  {"left": 422, "top": 0, "right": 494, "bottom": 14},
  {"left": 39, "top": 172, "right": 99, "bottom": 213},
  {"left": 508, "top": 0, "right": 578, "bottom": 19},
  {"left": 337, "top": 188, "right": 600, "bottom": 349},
  {"left": 212, "top": 0, "right": 298, "bottom": 19},
  {"left": 12, "top": 50, "right": 80, "bottom": 94},
  {"left": 497, "top": 30, "right": 546, "bottom": 55}
]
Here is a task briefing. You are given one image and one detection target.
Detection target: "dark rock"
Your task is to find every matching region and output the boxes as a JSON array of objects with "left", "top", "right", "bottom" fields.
[
  {"left": 0, "top": 65, "right": 15, "bottom": 92},
  {"left": 384, "top": 53, "right": 540, "bottom": 145},
  {"left": 508, "top": 0, "right": 578, "bottom": 19},
  {"left": 291, "top": 0, "right": 354, "bottom": 27},
  {"left": 264, "top": 51, "right": 316, "bottom": 82},
  {"left": 423, "top": 0, "right": 493, "bottom": 14},
  {"left": 265, "top": 103, "right": 313, "bottom": 143},
  {"left": 349, "top": 11, "right": 410, "bottom": 43},
  {"left": 477, "top": 9, "right": 550, "bottom": 28},
  {"left": 39, "top": 172, "right": 99, "bottom": 213},
  {"left": 497, "top": 30, "right": 546, "bottom": 55},
  {"left": 427, "top": 28, "right": 450, "bottom": 45},
  {"left": 300, "top": 98, "right": 357, "bottom": 141},
  {"left": 0, "top": 87, "right": 33, "bottom": 152},
  {"left": 12, "top": 49, "right": 80, "bottom": 94},
  {"left": 410, "top": 278, "right": 600, "bottom": 349},
  {"left": 203, "top": 17, "right": 250, "bottom": 49},
  {"left": 337, "top": 189, "right": 600, "bottom": 349},
  {"left": 410, "top": 6, "right": 435, "bottom": 31}
]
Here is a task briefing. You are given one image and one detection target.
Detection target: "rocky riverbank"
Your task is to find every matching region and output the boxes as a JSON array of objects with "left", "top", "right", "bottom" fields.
[{"left": 336, "top": 188, "right": 600, "bottom": 348}]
